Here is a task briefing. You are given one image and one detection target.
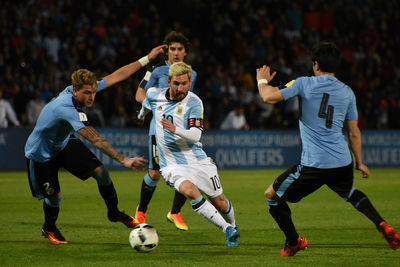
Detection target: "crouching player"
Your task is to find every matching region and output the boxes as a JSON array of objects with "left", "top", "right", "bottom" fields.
[
  {"left": 25, "top": 45, "right": 166, "bottom": 244},
  {"left": 138, "top": 62, "right": 239, "bottom": 246}
]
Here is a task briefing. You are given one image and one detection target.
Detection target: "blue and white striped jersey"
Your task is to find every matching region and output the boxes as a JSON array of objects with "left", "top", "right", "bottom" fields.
[
  {"left": 24, "top": 80, "right": 106, "bottom": 162},
  {"left": 142, "top": 87, "right": 207, "bottom": 168},
  {"left": 141, "top": 62, "right": 197, "bottom": 136},
  {"left": 280, "top": 75, "right": 357, "bottom": 168}
]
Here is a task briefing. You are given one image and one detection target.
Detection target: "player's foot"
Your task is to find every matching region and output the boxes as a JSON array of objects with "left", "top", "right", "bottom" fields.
[
  {"left": 41, "top": 227, "right": 70, "bottom": 244},
  {"left": 135, "top": 208, "right": 147, "bottom": 224},
  {"left": 379, "top": 221, "right": 400, "bottom": 250},
  {"left": 225, "top": 226, "right": 240, "bottom": 247},
  {"left": 108, "top": 211, "right": 140, "bottom": 228},
  {"left": 167, "top": 211, "right": 188, "bottom": 231},
  {"left": 280, "top": 236, "right": 308, "bottom": 256}
]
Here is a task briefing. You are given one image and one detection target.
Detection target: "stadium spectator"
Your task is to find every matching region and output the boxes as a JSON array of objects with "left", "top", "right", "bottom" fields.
[
  {"left": 0, "top": 88, "right": 21, "bottom": 128},
  {"left": 138, "top": 62, "right": 240, "bottom": 246},
  {"left": 257, "top": 42, "right": 400, "bottom": 256},
  {"left": 1, "top": 0, "right": 399, "bottom": 129},
  {"left": 220, "top": 104, "right": 249, "bottom": 130},
  {"left": 26, "top": 89, "right": 45, "bottom": 126}
]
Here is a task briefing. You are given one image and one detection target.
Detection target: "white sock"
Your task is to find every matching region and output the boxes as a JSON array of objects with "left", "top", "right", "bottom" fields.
[
  {"left": 222, "top": 199, "right": 236, "bottom": 228},
  {"left": 191, "top": 196, "right": 230, "bottom": 232}
]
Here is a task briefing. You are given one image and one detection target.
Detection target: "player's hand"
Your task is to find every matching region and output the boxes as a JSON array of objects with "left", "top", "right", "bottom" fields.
[
  {"left": 132, "top": 111, "right": 145, "bottom": 126},
  {"left": 122, "top": 156, "right": 148, "bottom": 170},
  {"left": 148, "top": 44, "right": 168, "bottom": 61},
  {"left": 256, "top": 65, "right": 277, "bottom": 83},
  {"left": 355, "top": 162, "right": 370, "bottom": 178},
  {"left": 161, "top": 118, "right": 176, "bottom": 133}
]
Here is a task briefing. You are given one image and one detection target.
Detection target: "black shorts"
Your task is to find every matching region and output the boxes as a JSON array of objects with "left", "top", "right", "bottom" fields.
[
  {"left": 272, "top": 163, "right": 354, "bottom": 203},
  {"left": 27, "top": 137, "right": 102, "bottom": 199},
  {"left": 148, "top": 135, "right": 160, "bottom": 170}
]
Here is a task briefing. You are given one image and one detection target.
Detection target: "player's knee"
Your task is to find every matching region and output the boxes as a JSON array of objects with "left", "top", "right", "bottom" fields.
[
  {"left": 179, "top": 181, "right": 200, "bottom": 200},
  {"left": 45, "top": 193, "right": 62, "bottom": 207},
  {"left": 265, "top": 184, "right": 276, "bottom": 200},
  {"left": 347, "top": 188, "right": 367, "bottom": 206},
  {"left": 93, "top": 167, "right": 112, "bottom": 186},
  {"left": 149, "top": 169, "right": 161, "bottom": 180}
]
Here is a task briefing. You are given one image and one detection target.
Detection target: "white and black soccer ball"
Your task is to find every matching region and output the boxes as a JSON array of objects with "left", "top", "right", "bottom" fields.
[{"left": 129, "top": 223, "right": 159, "bottom": 252}]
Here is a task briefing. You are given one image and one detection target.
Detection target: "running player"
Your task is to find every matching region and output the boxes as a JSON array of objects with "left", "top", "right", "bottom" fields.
[
  {"left": 138, "top": 62, "right": 239, "bottom": 246},
  {"left": 256, "top": 42, "right": 400, "bottom": 256},
  {"left": 134, "top": 31, "right": 197, "bottom": 231}
]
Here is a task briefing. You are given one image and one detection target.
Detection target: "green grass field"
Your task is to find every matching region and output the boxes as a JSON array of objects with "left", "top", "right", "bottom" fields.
[{"left": 1, "top": 169, "right": 399, "bottom": 266}]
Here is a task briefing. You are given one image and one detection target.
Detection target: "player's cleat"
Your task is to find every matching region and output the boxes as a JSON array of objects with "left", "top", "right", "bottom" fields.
[
  {"left": 167, "top": 211, "right": 188, "bottom": 231},
  {"left": 108, "top": 211, "right": 140, "bottom": 228},
  {"left": 135, "top": 208, "right": 147, "bottom": 224},
  {"left": 225, "top": 226, "right": 240, "bottom": 247},
  {"left": 280, "top": 236, "right": 308, "bottom": 256},
  {"left": 379, "top": 221, "right": 400, "bottom": 250},
  {"left": 41, "top": 227, "right": 70, "bottom": 244}
]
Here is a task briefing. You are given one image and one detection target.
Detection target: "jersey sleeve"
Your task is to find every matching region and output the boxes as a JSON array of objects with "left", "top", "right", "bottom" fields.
[
  {"left": 189, "top": 70, "right": 197, "bottom": 92},
  {"left": 187, "top": 95, "right": 204, "bottom": 130},
  {"left": 280, "top": 78, "right": 305, "bottom": 100},
  {"left": 346, "top": 91, "right": 358, "bottom": 120},
  {"left": 59, "top": 104, "right": 88, "bottom": 132},
  {"left": 144, "top": 68, "right": 160, "bottom": 91}
]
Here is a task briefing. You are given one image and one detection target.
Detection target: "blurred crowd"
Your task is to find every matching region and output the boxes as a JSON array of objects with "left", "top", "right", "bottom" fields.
[{"left": 1, "top": 0, "right": 399, "bottom": 129}]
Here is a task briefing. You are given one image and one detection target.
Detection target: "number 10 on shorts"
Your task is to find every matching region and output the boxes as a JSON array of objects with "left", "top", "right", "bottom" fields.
[{"left": 210, "top": 175, "right": 221, "bottom": 191}]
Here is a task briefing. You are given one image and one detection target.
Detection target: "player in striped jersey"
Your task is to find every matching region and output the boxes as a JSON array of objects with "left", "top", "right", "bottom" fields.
[
  {"left": 138, "top": 62, "right": 240, "bottom": 246},
  {"left": 134, "top": 31, "right": 197, "bottom": 231}
]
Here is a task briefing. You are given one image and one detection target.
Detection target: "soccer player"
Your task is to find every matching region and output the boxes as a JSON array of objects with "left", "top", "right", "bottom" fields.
[
  {"left": 137, "top": 62, "right": 239, "bottom": 246},
  {"left": 256, "top": 42, "right": 400, "bottom": 256},
  {"left": 134, "top": 31, "right": 197, "bottom": 231},
  {"left": 25, "top": 44, "right": 166, "bottom": 244}
]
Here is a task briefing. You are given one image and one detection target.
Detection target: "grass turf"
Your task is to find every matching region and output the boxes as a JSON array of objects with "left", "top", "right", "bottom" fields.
[{"left": 0, "top": 169, "right": 399, "bottom": 266}]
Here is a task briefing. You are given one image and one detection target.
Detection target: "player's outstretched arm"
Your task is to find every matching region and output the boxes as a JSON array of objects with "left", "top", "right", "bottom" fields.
[
  {"left": 103, "top": 44, "right": 167, "bottom": 88},
  {"left": 78, "top": 126, "right": 147, "bottom": 170},
  {"left": 256, "top": 65, "right": 283, "bottom": 104},
  {"left": 347, "top": 120, "right": 369, "bottom": 178}
]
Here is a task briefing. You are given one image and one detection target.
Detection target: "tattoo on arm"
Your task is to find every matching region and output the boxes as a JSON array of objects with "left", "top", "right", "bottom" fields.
[{"left": 78, "top": 126, "right": 125, "bottom": 163}]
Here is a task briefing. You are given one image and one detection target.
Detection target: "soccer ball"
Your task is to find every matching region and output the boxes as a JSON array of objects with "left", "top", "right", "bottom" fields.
[{"left": 129, "top": 223, "right": 159, "bottom": 252}]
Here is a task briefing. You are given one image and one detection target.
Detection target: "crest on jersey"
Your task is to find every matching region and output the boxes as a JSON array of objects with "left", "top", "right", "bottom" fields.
[
  {"left": 78, "top": 112, "right": 88, "bottom": 122},
  {"left": 176, "top": 103, "right": 186, "bottom": 115}
]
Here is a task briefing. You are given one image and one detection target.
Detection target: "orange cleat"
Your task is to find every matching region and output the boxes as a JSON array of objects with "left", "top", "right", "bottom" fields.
[
  {"left": 167, "top": 211, "right": 188, "bottom": 231},
  {"left": 135, "top": 208, "right": 148, "bottom": 224},
  {"left": 379, "top": 221, "right": 400, "bottom": 250},
  {"left": 280, "top": 236, "right": 308, "bottom": 256},
  {"left": 41, "top": 228, "right": 70, "bottom": 244}
]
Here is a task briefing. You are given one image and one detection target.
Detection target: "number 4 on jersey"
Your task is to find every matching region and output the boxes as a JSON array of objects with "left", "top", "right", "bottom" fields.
[{"left": 318, "top": 93, "right": 334, "bottom": 128}]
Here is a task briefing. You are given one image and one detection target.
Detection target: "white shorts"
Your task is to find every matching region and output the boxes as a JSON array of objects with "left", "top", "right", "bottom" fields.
[{"left": 160, "top": 157, "right": 223, "bottom": 198}]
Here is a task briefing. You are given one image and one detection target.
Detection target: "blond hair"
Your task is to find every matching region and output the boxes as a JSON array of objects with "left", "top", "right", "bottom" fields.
[
  {"left": 71, "top": 69, "right": 98, "bottom": 90},
  {"left": 168, "top": 62, "right": 192, "bottom": 79}
]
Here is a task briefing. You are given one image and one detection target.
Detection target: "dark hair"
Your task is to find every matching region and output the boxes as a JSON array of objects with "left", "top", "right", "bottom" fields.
[
  {"left": 163, "top": 31, "right": 190, "bottom": 54},
  {"left": 311, "top": 42, "right": 341, "bottom": 73}
]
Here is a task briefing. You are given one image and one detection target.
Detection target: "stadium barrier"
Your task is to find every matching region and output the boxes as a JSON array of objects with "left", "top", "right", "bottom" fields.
[{"left": 1, "top": 128, "right": 400, "bottom": 171}]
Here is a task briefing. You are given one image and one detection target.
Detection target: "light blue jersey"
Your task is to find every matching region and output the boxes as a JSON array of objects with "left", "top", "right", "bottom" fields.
[
  {"left": 280, "top": 75, "right": 357, "bottom": 168},
  {"left": 24, "top": 80, "right": 106, "bottom": 162},
  {"left": 142, "top": 62, "right": 197, "bottom": 136},
  {"left": 142, "top": 87, "right": 207, "bottom": 168}
]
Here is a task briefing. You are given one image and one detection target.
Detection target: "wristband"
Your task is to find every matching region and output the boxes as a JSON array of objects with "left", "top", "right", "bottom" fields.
[
  {"left": 257, "top": 79, "right": 268, "bottom": 86},
  {"left": 138, "top": 56, "right": 150, "bottom": 67}
]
